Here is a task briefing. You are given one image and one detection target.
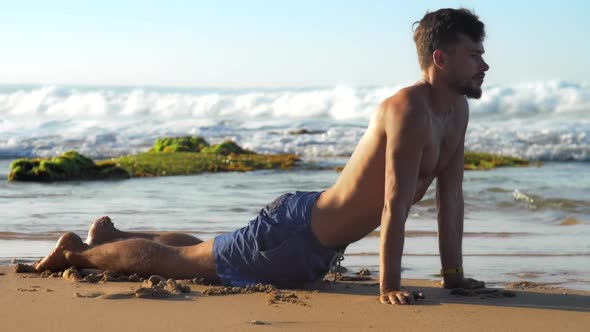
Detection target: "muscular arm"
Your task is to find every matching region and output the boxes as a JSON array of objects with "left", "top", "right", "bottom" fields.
[
  {"left": 436, "top": 104, "right": 484, "bottom": 289},
  {"left": 435, "top": 122, "right": 466, "bottom": 278},
  {"left": 379, "top": 99, "right": 427, "bottom": 301}
]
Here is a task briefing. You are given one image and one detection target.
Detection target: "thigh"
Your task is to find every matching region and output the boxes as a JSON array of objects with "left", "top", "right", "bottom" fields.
[{"left": 178, "top": 239, "right": 220, "bottom": 282}]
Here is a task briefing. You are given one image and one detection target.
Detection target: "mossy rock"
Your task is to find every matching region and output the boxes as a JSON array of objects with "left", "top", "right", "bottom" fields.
[
  {"left": 463, "top": 151, "right": 530, "bottom": 170},
  {"left": 8, "top": 151, "right": 130, "bottom": 182},
  {"left": 7, "top": 136, "right": 298, "bottom": 182},
  {"left": 200, "top": 140, "right": 254, "bottom": 156},
  {"left": 153, "top": 136, "right": 210, "bottom": 153},
  {"left": 110, "top": 151, "right": 298, "bottom": 177}
]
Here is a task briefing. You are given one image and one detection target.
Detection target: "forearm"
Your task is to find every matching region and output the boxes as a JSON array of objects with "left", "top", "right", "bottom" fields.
[
  {"left": 379, "top": 207, "right": 407, "bottom": 292},
  {"left": 437, "top": 194, "right": 464, "bottom": 271}
]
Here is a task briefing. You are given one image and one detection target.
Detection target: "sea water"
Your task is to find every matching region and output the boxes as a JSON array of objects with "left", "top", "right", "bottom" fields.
[{"left": 0, "top": 83, "right": 588, "bottom": 290}]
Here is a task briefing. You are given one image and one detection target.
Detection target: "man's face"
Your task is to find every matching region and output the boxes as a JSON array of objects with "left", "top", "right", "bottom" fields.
[{"left": 445, "top": 34, "right": 490, "bottom": 99}]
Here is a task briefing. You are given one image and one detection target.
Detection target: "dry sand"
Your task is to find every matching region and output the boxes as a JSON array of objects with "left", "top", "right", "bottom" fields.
[{"left": 1, "top": 265, "right": 589, "bottom": 332}]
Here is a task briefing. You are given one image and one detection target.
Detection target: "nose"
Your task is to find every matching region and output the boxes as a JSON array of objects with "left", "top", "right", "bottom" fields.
[{"left": 481, "top": 59, "right": 490, "bottom": 72}]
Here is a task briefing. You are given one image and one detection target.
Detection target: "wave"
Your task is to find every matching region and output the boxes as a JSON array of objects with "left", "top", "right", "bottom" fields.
[
  {"left": 0, "top": 82, "right": 589, "bottom": 160},
  {"left": 511, "top": 189, "right": 590, "bottom": 214},
  {"left": 1, "top": 81, "right": 589, "bottom": 120}
]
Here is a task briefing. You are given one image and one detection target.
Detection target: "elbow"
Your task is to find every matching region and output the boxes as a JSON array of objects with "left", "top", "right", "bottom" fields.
[{"left": 382, "top": 199, "right": 411, "bottom": 222}]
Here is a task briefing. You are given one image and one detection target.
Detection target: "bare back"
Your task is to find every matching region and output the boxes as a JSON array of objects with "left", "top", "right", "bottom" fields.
[{"left": 311, "top": 83, "right": 469, "bottom": 248}]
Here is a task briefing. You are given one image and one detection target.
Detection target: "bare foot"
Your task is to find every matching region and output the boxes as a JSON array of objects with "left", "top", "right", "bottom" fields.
[
  {"left": 35, "top": 232, "right": 88, "bottom": 272},
  {"left": 442, "top": 277, "right": 486, "bottom": 289},
  {"left": 85, "top": 216, "right": 122, "bottom": 246}
]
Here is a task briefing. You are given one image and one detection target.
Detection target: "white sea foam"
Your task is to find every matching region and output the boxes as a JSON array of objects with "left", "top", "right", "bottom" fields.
[{"left": 0, "top": 81, "right": 589, "bottom": 160}]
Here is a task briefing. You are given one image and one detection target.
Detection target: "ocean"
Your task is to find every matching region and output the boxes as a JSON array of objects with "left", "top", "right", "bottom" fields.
[{"left": 0, "top": 82, "right": 588, "bottom": 290}]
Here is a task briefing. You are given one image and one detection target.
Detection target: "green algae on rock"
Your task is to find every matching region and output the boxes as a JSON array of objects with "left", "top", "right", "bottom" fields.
[
  {"left": 463, "top": 151, "right": 530, "bottom": 170},
  {"left": 151, "top": 136, "right": 254, "bottom": 155},
  {"left": 7, "top": 137, "right": 299, "bottom": 182},
  {"left": 199, "top": 139, "right": 254, "bottom": 155},
  {"left": 115, "top": 136, "right": 289, "bottom": 177},
  {"left": 152, "top": 136, "right": 210, "bottom": 153},
  {"left": 8, "top": 151, "right": 130, "bottom": 182},
  {"left": 110, "top": 151, "right": 298, "bottom": 177}
]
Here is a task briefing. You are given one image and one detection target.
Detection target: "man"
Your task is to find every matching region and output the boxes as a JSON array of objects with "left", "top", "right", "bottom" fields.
[{"left": 35, "top": 8, "right": 489, "bottom": 305}]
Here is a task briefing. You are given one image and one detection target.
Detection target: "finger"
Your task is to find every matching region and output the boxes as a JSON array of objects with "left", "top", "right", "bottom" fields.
[
  {"left": 390, "top": 294, "right": 400, "bottom": 305},
  {"left": 379, "top": 295, "right": 390, "bottom": 304},
  {"left": 396, "top": 292, "right": 407, "bottom": 305},
  {"left": 401, "top": 292, "right": 413, "bottom": 304}
]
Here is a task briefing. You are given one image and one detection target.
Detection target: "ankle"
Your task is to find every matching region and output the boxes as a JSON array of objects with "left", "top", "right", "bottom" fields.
[{"left": 443, "top": 273, "right": 465, "bottom": 288}]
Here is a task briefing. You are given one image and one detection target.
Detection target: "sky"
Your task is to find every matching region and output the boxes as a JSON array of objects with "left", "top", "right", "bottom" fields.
[{"left": 1, "top": 0, "right": 588, "bottom": 88}]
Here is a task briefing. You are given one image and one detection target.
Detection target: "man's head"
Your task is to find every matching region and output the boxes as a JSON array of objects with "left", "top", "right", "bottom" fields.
[{"left": 413, "top": 8, "right": 489, "bottom": 99}]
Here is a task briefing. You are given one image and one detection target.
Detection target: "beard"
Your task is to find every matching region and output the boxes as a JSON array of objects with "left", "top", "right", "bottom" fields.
[{"left": 451, "top": 76, "right": 483, "bottom": 99}]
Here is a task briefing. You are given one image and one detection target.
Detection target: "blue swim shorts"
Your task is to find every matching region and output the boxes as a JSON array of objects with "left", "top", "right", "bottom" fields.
[{"left": 213, "top": 191, "right": 345, "bottom": 288}]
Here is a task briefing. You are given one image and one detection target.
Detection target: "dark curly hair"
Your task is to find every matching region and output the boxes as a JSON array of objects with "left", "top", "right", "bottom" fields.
[{"left": 413, "top": 8, "right": 485, "bottom": 70}]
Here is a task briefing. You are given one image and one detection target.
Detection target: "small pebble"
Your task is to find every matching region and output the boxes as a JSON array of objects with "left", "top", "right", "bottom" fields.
[
  {"left": 40, "top": 270, "right": 54, "bottom": 278},
  {"left": 143, "top": 275, "right": 166, "bottom": 288}
]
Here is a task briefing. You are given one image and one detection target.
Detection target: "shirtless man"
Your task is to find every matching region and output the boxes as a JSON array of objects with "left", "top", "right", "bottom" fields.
[{"left": 35, "top": 8, "right": 489, "bottom": 305}]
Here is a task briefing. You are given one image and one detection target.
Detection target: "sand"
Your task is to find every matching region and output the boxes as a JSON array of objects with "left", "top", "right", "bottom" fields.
[{"left": 1, "top": 265, "right": 589, "bottom": 332}]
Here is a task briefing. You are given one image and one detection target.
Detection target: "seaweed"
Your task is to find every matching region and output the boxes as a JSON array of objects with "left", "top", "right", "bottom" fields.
[
  {"left": 7, "top": 137, "right": 299, "bottom": 182},
  {"left": 110, "top": 151, "right": 298, "bottom": 177},
  {"left": 152, "top": 136, "right": 210, "bottom": 153},
  {"left": 463, "top": 151, "right": 530, "bottom": 170},
  {"left": 7, "top": 136, "right": 530, "bottom": 182},
  {"left": 8, "top": 151, "right": 130, "bottom": 182}
]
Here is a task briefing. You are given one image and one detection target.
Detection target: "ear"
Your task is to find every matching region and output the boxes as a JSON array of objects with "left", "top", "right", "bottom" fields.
[{"left": 432, "top": 49, "right": 447, "bottom": 69}]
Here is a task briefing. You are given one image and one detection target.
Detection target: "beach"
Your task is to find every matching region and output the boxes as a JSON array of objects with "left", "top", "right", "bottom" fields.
[
  {"left": 3, "top": 0, "right": 590, "bottom": 330},
  {"left": 1, "top": 83, "right": 589, "bottom": 330},
  {"left": 1, "top": 159, "right": 589, "bottom": 291},
  {"left": 1, "top": 265, "right": 589, "bottom": 331}
]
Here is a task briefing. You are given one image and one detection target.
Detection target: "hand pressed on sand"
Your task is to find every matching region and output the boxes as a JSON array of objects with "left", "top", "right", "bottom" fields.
[{"left": 379, "top": 290, "right": 425, "bottom": 305}]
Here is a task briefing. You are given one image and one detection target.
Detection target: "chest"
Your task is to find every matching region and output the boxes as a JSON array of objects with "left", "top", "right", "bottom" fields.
[{"left": 419, "top": 117, "right": 463, "bottom": 177}]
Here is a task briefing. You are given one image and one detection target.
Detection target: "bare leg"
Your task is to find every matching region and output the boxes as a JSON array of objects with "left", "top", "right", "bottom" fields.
[
  {"left": 37, "top": 234, "right": 220, "bottom": 282},
  {"left": 85, "top": 216, "right": 203, "bottom": 247}
]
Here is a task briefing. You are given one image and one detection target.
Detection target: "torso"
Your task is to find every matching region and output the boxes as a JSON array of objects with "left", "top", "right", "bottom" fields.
[{"left": 310, "top": 83, "right": 469, "bottom": 248}]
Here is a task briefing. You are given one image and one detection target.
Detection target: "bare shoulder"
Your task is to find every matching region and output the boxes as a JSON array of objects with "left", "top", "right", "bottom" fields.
[{"left": 376, "top": 85, "right": 430, "bottom": 132}]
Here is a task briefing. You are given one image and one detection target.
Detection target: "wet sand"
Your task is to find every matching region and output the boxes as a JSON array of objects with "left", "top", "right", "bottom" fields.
[{"left": 1, "top": 265, "right": 589, "bottom": 331}]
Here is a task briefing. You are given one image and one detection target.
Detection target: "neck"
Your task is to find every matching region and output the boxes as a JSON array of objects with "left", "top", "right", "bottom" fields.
[{"left": 419, "top": 71, "right": 461, "bottom": 116}]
